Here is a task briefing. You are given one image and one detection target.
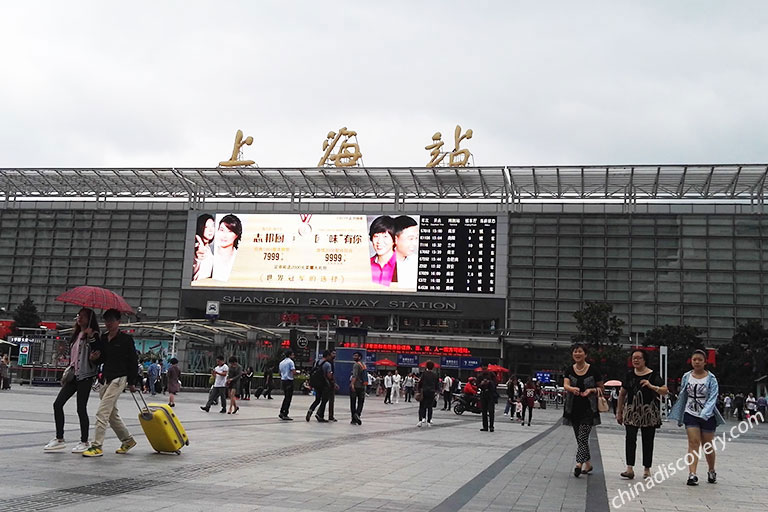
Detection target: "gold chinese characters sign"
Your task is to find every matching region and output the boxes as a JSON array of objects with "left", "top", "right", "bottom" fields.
[
  {"left": 425, "top": 125, "right": 474, "bottom": 168},
  {"left": 318, "top": 127, "right": 363, "bottom": 167},
  {"left": 219, "top": 129, "right": 256, "bottom": 167}
]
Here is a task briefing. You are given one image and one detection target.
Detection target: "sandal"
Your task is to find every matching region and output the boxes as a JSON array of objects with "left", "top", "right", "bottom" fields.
[
  {"left": 620, "top": 470, "right": 635, "bottom": 479},
  {"left": 583, "top": 464, "right": 593, "bottom": 474},
  {"left": 643, "top": 469, "right": 651, "bottom": 479}
]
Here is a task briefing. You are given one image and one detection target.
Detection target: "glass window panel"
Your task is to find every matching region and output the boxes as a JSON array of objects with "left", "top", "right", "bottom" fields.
[
  {"left": 735, "top": 294, "right": 761, "bottom": 305},
  {"left": 536, "top": 257, "right": 556, "bottom": 266},
  {"left": 580, "top": 290, "right": 602, "bottom": 300},
  {"left": 558, "top": 269, "right": 580, "bottom": 278},
  {"left": 683, "top": 293, "right": 707, "bottom": 303},
  {"left": 710, "top": 260, "right": 733, "bottom": 270},
  {"left": 683, "top": 259, "right": 707, "bottom": 269},
  {"left": 583, "top": 224, "right": 605, "bottom": 235},
  {"left": 511, "top": 268, "right": 534, "bottom": 278},
  {"left": 606, "top": 270, "right": 629, "bottom": 280},
  {"left": 509, "top": 288, "right": 533, "bottom": 298},
  {"left": 510, "top": 256, "right": 533, "bottom": 266},
  {"left": 559, "top": 224, "right": 581, "bottom": 234},
  {"left": 735, "top": 239, "right": 760, "bottom": 250},
  {"left": 736, "top": 307, "right": 761, "bottom": 318},
  {"left": 583, "top": 247, "right": 605, "bottom": 257},
  {"left": 658, "top": 292, "right": 680, "bottom": 302},
  {"left": 607, "top": 258, "right": 629, "bottom": 267},
  {"left": 709, "top": 305, "right": 734, "bottom": 317},
  {"left": 560, "top": 289, "right": 582, "bottom": 299},
  {"left": 508, "top": 300, "right": 532, "bottom": 310},
  {"left": 559, "top": 257, "right": 581, "bottom": 267},
  {"left": 583, "top": 269, "right": 605, "bottom": 279},
  {"left": 560, "top": 236, "right": 581, "bottom": 246},
  {"left": 511, "top": 246, "right": 533, "bottom": 256},
  {"left": 534, "top": 288, "right": 557, "bottom": 299},
  {"left": 735, "top": 260, "right": 760, "bottom": 271},
  {"left": 534, "top": 302, "right": 556, "bottom": 312},
  {"left": 632, "top": 258, "right": 655, "bottom": 269},
  {"left": 536, "top": 246, "right": 557, "bottom": 256},
  {"left": 657, "top": 315, "right": 680, "bottom": 325}
]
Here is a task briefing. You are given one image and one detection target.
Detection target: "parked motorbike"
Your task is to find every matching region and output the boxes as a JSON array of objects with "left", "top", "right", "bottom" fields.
[{"left": 452, "top": 393, "right": 482, "bottom": 415}]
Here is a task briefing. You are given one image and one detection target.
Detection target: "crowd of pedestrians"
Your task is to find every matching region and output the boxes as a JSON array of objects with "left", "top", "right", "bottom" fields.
[{"left": 34, "top": 320, "right": 766, "bottom": 491}]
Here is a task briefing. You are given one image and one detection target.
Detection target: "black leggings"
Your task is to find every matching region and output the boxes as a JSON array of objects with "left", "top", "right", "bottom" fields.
[
  {"left": 625, "top": 425, "right": 656, "bottom": 468},
  {"left": 522, "top": 401, "right": 533, "bottom": 424},
  {"left": 419, "top": 391, "right": 435, "bottom": 422},
  {"left": 54, "top": 377, "right": 93, "bottom": 442}
]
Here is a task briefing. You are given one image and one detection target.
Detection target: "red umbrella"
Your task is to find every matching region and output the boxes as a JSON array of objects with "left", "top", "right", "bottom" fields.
[
  {"left": 418, "top": 361, "right": 440, "bottom": 368},
  {"left": 374, "top": 359, "right": 397, "bottom": 367},
  {"left": 55, "top": 286, "right": 135, "bottom": 314},
  {"left": 488, "top": 364, "right": 510, "bottom": 373}
]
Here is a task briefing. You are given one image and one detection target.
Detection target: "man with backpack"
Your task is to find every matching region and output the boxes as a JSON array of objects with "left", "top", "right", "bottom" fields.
[{"left": 306, "top": 350, "right": 334, "bottom": 422}]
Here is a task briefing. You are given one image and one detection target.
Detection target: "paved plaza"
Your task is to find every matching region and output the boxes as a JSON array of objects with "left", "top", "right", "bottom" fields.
[{"left": 0, "top": 387, "right": 766, "bottom": 511}]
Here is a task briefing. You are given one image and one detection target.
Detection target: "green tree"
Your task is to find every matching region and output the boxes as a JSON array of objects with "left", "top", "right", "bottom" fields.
[
  {"left": 571, "top": 302, "right": 626, "bottom": 379},
  {"left": 572, "top": 302, "right": 625, "bottom": 346},
  {"left": 642, "top": 325, "right": 704, "bottom": 387},
  {"left": 717, "top": 320, "right": 768, "bottom": 393},
  {"left": 11, "top": 296, "right": 41, "bottom": 335}
]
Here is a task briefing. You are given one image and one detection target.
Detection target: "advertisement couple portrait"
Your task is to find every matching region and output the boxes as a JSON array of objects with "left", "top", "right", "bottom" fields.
[{"left": 191, "top": 213, "right": 420, "bottom": 292}]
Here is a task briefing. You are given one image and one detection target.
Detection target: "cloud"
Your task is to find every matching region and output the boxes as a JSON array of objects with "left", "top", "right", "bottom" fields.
[{"left": 1, "top": 1, "right": 767, "bottom": 168}]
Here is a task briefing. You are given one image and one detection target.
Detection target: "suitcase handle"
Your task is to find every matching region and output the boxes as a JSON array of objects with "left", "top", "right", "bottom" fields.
[{"left": 131, "top": 390, "right": 154, "bottom": 420}]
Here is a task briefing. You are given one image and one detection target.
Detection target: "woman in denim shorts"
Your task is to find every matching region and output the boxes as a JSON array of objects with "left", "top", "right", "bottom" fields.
[{"left": 669, "top": 349, "right": 725, "bottom": 486}]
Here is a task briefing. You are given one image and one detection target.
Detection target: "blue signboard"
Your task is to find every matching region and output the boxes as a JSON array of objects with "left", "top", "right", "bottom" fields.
[
  {"left": 440, "top": 356, "right": 460, "bottom": 369},
  {"left": 535, "top": 371, "right": 552, "bottom": 384},
  {"left": 397, "top": 354, "right": 418, "bottom": 367},
  {"left": 460, "top": 357, "right": 481, "bottom": 369},
  {"left": 365, "top": 352, "right": 377, "bottom": 370}
]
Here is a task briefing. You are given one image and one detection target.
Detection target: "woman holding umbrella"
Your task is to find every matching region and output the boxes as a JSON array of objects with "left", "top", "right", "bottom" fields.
[{"left": 44, "top": 308, "right": 101, "bottom": 453}]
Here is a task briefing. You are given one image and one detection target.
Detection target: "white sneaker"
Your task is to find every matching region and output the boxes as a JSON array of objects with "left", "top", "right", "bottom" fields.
[
  {"left": 71, "top": 442, "right": 90, "bottom": 453},
  {"left": 417, "top": 420, "right": 424, "bottom": 427},
  {"left": 427, "top": 421, "right": 433, "bottom": 427},
  {"left": 44, "top": 438, "right": 66, "bottom": 451},
  {"left": 503, "top": 412, "right": 509, "bottom": 416}
]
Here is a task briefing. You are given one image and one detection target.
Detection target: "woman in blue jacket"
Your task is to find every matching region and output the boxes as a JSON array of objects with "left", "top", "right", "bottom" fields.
[{"left": 668, "top": 349, "right": 725, "bottom": 486}]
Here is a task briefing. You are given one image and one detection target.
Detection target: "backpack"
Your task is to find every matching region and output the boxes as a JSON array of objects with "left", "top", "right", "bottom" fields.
[{"left": 309, "top": 360, "right": 328, "bottom": 389}]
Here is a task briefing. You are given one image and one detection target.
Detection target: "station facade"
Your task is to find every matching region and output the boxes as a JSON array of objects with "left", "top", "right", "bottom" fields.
[{"left": 2, "top": 165, "right": 767, "bottom": 377}]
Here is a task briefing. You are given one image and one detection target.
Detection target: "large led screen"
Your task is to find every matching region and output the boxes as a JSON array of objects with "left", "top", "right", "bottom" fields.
[{"left": 188, "top": 213, "right": 496, "bottom": 294}]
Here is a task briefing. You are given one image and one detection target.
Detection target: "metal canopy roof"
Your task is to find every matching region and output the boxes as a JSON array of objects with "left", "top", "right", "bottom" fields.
[{"left": 1, "top": 165, "right": 767, "bottom": 204}]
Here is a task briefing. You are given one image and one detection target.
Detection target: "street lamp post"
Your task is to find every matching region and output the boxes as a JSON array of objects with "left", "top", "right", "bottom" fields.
[{"left": 171, "top": 321, "right": 178, "bottom": 358}]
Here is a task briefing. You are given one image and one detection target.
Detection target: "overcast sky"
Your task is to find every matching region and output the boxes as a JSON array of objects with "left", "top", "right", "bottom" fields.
[{"left": 1, "top": 2, "right": 767, "bottom": 169}]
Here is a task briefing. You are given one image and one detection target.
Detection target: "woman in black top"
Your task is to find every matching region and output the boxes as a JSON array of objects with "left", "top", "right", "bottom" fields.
[
  {"left": 226, "top": 356, "right": 242, "bottom": 414},
  {"left": 417, "top": 361, "right": 438, "bottom": 427},
  {"left": 563, "top": 343, "right": 604, "bottom": 477},
  {"left": 616, "top": 349, "right": 667, "bottom": 479}
]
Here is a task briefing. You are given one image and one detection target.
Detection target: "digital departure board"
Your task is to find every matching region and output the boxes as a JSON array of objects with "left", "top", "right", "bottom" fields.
[
  {"left": 187, "top": 213, "right": 497, "bottom": 295},
  {"left": 417, "top": 216, "right": 496, "bottom": 294}
]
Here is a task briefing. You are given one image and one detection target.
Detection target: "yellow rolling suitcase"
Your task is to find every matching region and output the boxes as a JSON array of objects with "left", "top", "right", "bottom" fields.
[{"left": 132, "top": 391, "right": 189, "bottom": 454}]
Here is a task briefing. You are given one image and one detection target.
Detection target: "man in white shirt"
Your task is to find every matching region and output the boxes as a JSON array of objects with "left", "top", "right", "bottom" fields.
[
  {"left": 200, "top": 356, "right": 228, "bottom": 413},
  {"left": 392, "top": 372, "right": 402, "bottom": 404},
  {"left": 278, "top": 350, "right": 296, "bottom": 420},
  {"left": 442, "top": 374, "right": 454, "bottom": 410},
  {"left": 383, "top": 372, "right": 393, "bottom": 404}
]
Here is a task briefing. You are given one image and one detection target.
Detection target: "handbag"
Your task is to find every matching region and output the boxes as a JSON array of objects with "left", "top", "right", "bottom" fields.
[
  {"left": 414, "top": 391, "right": 423, "bottom": 402},
  {"left": 597, "top": 394, "right": 609, "bottom": 412},
  {"left": 61, "top": 366, "right": 75, "bottom": 387}
]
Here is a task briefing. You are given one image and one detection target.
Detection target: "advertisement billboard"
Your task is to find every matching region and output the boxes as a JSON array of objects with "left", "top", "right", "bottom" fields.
[{"left": 187, "top": 213, "right": 496, "bottom": 295}]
